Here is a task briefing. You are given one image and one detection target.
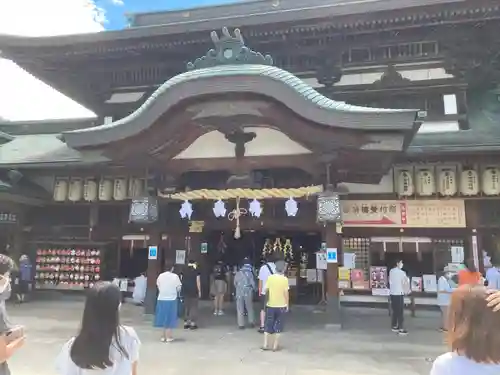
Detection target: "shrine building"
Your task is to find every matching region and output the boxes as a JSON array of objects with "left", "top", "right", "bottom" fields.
[{"left": 1, "top": 0, "right": 500, "bottom": 320}]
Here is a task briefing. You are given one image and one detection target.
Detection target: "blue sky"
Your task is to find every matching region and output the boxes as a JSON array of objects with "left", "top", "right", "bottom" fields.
[
  {"left": 100, "top": 0, "right": 243, "bottom": 30},
  {"left": 0, "top": 0, "right": 246, "bottom": 120}
]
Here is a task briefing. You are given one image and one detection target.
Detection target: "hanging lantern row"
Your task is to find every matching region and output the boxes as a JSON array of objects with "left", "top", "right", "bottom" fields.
[{"left": 178, "top": 197, "right": 300, "bottom": 220}]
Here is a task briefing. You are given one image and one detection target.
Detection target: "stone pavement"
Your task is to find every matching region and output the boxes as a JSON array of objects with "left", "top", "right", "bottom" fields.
[{"left": 6, "top": 300, "right": 444, "bottom": 375}]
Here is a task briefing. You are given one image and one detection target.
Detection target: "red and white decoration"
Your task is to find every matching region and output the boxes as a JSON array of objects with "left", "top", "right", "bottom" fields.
[{"left": 35, "top": 247, "right": 101, "bottom": 290}]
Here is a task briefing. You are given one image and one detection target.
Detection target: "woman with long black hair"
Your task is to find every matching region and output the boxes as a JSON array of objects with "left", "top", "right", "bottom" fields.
[{"left": 56, "top": 282, "right": 141, "bottom": 375}]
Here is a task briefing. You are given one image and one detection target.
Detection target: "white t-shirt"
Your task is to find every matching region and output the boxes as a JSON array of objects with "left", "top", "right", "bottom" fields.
[
  {"left": 132, "top": 275, "right": 147, "bottom": 303},
  {"left": 437, "top": 276, "right": 453, "bottom": 306},
  {"left": 389, "top": 267, "right": 408, "bottom": 296},
  {"left": 156, "top": 271, "right": 181, "bottom": 301},
  {"left": 56, "top": 326, "right": 140, "bottom": 375},
  {"left": 258, "top": 262, "right": 276, "bottom": 295},
  {"left": 431, "top": 352, "right": 500, "bottom": 375},
  {"left": 486, "top": 267, "right": 500, "bottom": 290}
]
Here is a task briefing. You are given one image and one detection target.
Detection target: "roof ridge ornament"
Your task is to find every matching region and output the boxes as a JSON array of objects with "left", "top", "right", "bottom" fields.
[
  {"left": 373, "top": 64, "right": 411, "bottom": 87},
  {"left": 187, "top": 27, "right": 273, "bottom": 71}
]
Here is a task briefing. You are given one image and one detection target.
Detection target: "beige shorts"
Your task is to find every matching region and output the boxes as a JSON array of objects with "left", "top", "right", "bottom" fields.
[{"left": 212, "top": 280, "right": 227, "bottom": 296}]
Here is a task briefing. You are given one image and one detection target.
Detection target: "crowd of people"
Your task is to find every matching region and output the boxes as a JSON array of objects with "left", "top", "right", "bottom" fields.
[
  {"left": 153, "top": 254, "right": 289, "bottom": 351},
  {"left": 0, "top": 252, "right": 499, "bottom": 374}
]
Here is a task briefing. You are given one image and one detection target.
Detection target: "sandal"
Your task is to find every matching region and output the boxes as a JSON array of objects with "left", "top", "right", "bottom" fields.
[{"left": 261, "top": 346, "right": 271, "bottom": 351}]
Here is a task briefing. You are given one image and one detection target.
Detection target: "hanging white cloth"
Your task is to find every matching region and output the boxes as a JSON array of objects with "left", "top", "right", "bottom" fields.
[
  {"left": 285, "top": 197, "right": 299, "bottom": 217},
  {"left": 179, "top": 200, "right": 193, "bottom": 219},
  {"left": 248, "top": 199, "right": 262, "bottom": 218},
  {"left": 132, "top": 275, "right": 147, "bottom": 304},
  {"left": 213, "top": 199, "right": 227, "bottom": 218}
]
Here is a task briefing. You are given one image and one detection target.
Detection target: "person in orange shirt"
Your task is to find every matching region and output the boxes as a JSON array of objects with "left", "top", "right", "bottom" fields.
[{"left": 458, "top": 259, "right": 482, "bottom": 286}]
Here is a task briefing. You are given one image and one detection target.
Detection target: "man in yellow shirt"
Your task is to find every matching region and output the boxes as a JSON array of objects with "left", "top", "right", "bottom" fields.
[{"left": 262, "top": 260, "right": 289, "bottom": 351}]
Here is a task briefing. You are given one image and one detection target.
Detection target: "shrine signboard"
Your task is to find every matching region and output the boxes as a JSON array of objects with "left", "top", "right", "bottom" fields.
[
  {"left": 0, "top": 212, "right": 17, "bottom": 224},
  {"left": 341, "top": 200, "right": 466, "bottom": 228}
]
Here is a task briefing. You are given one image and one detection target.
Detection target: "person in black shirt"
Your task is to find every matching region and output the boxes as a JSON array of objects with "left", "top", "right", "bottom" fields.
[
  {"left": 182, "top": 260, "right": 201, "bottom": 329},
  {"left": 211, "top": 260, "right": 227, "bottom": 315}
]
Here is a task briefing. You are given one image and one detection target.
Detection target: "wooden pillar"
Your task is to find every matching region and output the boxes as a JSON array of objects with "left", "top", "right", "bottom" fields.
[
  {"left": 144, "top": 227, "right": 161, "bottom": 314},
  {"left": 323, "top": 223, "right": 342, "bottom": 328},
  {"left": 465, "top": 200, "right": 483, "bottom": 272}
]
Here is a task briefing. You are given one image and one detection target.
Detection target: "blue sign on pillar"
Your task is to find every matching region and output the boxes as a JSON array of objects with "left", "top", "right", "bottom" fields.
[
  {"left": 148, "top": 246, "right": 158, "bottom": 260},
  {"left": 326, "top": 248, "right": 338, "bottom": 263}
]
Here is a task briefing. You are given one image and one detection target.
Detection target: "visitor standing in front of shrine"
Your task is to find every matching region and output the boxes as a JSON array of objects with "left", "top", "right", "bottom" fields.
[
  {"left": 234, "top": 257, "right": 256, "bottom": 329},
  {"left": 16, "top": 255, "right": 31, "bottom": 303},
  {"left": 154, "top": 260, "right": 182, "bottom": 342},
  {"left": 211, "top": 260, "right": 228, "bottom": 316},
  {"left": 262, "top": 260, "right": 289, "bottom": 352},
  {"left": 486, "top": 258, "right": 500, "bottom": 290},
  {"left": 182, "top": 260, "right": 201, "bottom": 330},
  {"left": 258, "top": 254, "right": 277, "bottom": 333},
  {"left": 437, "top": 266, "right": 454, "bottom": 332},
  {"left": 389, "top": 259, "right": 410, "bottom": 336}
]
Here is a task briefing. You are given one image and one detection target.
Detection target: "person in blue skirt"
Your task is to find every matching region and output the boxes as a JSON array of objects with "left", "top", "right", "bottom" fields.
[{"left": 154, "top": 260, "right": 182, "bottom": 343}]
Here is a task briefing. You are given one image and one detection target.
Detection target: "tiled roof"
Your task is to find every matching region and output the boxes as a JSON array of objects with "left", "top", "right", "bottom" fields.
[{"left": 62, "top": 64, "right": 420, "bottom": 148}]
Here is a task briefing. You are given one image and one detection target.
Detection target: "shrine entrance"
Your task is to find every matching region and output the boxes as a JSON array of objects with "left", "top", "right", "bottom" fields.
[{"left": 58, "top": 28, "right": 423, "bottom": 324}]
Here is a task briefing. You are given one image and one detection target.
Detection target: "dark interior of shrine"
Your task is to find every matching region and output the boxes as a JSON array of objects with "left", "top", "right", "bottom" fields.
[
  {"left": 205, "top": 229, "right": 323, "bottom": 303},
  {"left": 205, "top": 230, "right": 322, "bottom": 269},
  {"left": 118, "top": 246, "right": 149, "bottom": 279}
]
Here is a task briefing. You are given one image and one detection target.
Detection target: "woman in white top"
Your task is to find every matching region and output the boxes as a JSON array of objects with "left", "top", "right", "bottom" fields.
[
  {"left": 56, "top": 282, "right": 141, "bottom": 375},
  {"left": 154, "top": 260, "right": 182, "bottom": 343},
  {"left": 132, "top": 273, "right": 147, "bottom": 306},
  {"left": 437, "top": 268, "right": 454, "bottom": 332}
]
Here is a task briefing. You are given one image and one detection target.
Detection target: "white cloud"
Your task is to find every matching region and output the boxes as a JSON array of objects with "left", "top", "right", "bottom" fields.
[
  {"left": 111, "top": 0, "right": 124, "bottom": 5},
  {"left": 0, "top": 0, "right": 106, "bottom": 121}
]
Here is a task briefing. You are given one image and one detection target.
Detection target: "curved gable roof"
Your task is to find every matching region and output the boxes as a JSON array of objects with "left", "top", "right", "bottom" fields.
[{"left": 61, "top": 29, "right": 423, "bottom": 149}]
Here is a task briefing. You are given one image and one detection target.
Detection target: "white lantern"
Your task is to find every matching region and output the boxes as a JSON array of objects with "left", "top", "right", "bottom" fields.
[
  {"left": 68, "top": 178, "right": 83, "bottom": 202},
  {"left": 98, "top": 179, "right": 113, "bottom": 201},
  {"left": 416, "top": 169, "right": 435, "bottom": 196},
  {"left": 53, "top": 179, "right": 68, "bottom": 202},
  {"left": 113, "top": 178, "right": 128, "bottom": 201},
  {"left": 482, "top": 167, "right": 500, "bottom": 196},
  {"left": 438, "top": 169, "right": 457, "bottom": 196},
  {"left": 128, "top": 178, "right": 144, "bottom": 198},
  {"left": 460, "top": 169, "right": 479, "bottom": 196},
  {"left": 396, "top": 170, "right": 414, "bottom": 196},
  {"left": 83, "top": 179, "right": 98, "bottom": 202}
]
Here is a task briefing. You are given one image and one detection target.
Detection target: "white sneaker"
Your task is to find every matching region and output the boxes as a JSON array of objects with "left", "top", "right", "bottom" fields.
[
  {"left": 213, "top": 311, "right": 218, "bottom": 316},
  {"left": 218, "top": 310, "right": 224, "bottom": 316}
]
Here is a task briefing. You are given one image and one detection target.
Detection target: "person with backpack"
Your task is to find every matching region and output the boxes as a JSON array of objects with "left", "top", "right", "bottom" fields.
[
  {"left": 234, "top": 258, "right": 256, "bottom": 329},
  {"left": 257, "top": 254, "right": 277, "bottom": 333}
]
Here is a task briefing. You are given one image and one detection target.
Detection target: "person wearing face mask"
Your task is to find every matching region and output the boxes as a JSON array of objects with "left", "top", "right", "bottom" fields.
[
  {"left": 389, "top": 259, "right": 410, "bottom": 336},
  {"left": 437, "top": 266, "right": 454, "bottom": 332},
  {"left": 0, "top": 254, "right": 25, "bottom": 375}
]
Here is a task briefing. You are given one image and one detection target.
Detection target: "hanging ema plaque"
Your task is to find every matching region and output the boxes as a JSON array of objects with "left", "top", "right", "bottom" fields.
[{"left": 129, "top": 196, "right": 159, "bottom": 224}]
